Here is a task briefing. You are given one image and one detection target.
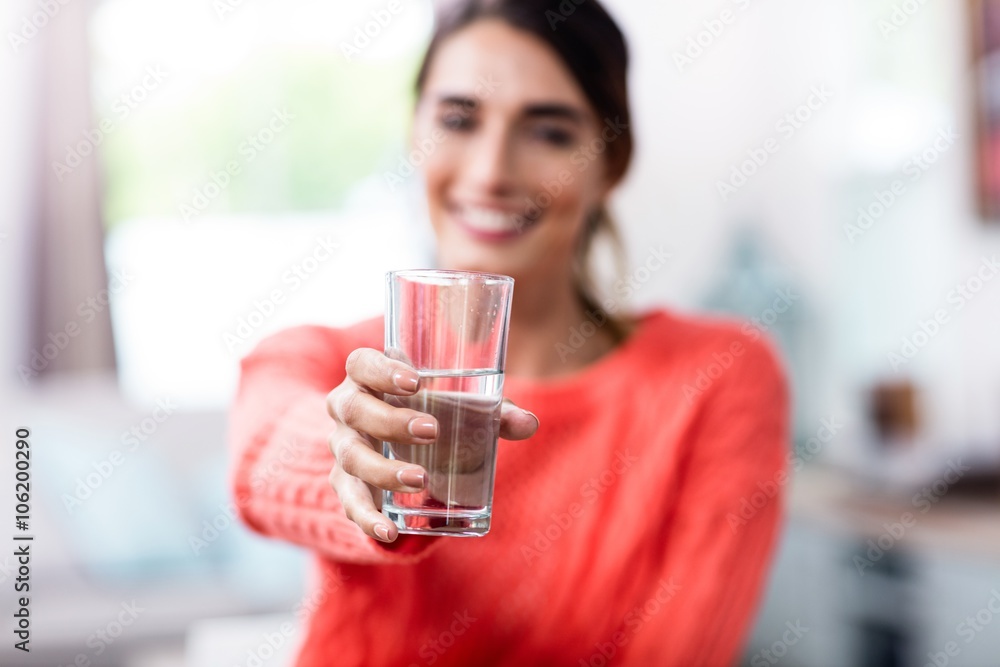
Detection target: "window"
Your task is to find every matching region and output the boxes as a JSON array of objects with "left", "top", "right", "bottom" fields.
[{"left": 91, "top": 0, "right": 434, "bottom": 407}]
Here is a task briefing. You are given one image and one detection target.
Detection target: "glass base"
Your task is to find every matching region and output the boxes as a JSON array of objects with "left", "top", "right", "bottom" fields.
[{"left": 383, "top": 506, "right": 491, "bottom": 537}]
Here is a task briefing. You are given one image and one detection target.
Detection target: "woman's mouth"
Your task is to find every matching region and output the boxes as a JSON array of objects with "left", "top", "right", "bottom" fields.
[{"left": 449, "top": 203, "right": 541, "bottom": 242}]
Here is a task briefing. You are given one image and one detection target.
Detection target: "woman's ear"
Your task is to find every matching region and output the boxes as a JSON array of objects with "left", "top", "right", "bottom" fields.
[
  {"left": 594, "top": 175, "right": 617, "bottom": 208},
  {"left": 596, "top": 150, "right": 626, "bottom": 201}
]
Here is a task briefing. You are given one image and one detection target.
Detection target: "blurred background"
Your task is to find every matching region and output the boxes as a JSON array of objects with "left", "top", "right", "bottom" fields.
[{"left": 1, "top": 0, "right": 999, "bottom": 665}]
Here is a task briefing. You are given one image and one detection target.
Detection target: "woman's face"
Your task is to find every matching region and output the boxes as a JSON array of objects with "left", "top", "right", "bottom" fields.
[{"left": 413, "top": 19, "right": 614, "bottom": 284}]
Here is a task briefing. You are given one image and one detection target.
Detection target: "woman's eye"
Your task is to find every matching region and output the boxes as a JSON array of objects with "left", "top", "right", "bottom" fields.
[
  {"left": 440, "top": 114, "right": 474, "bottom": 131},
  {"left": 531, "top": 126, "right": 574, "bottom": 147}
]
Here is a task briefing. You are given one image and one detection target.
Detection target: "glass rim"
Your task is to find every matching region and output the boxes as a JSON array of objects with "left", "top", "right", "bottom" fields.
[{"left": 387, "top": 269, "right": 514, "bottom": 285}]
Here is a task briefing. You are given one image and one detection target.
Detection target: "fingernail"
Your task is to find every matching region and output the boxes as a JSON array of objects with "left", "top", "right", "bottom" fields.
[
  {"left": 393, "top": 370, "right": 419, "bottom": 392},
  {"left": 521, "top": 408, "right": 539, "bottom": 426},
  {"left": 373, "top": 524, "right": 390, "bottom": 542},
  {"left": 397, "top": 467, "right": 427, "bottom": 489},
  {"left": 408, "top": 417, "right": 437, "bottom": 439}
]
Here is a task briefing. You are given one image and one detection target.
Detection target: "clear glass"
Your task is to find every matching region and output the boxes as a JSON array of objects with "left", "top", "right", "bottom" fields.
[{"left": 382, "top": 269, "right": 514, "bottom": 537}]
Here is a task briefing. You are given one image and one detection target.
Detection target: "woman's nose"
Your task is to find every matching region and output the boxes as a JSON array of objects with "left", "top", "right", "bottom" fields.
[{"left": 464, "top": 127, "right": 515, "bottom": 195}]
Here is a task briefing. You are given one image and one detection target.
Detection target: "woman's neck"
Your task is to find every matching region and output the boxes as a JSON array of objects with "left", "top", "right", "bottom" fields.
[{"left": 504, "top": 276, "right": 621, "bottom": 379}]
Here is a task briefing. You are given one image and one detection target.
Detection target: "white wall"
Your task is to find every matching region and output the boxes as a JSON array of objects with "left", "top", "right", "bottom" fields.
[{"left": 603, "top": 0, "right": 1000, "bottom": 452}]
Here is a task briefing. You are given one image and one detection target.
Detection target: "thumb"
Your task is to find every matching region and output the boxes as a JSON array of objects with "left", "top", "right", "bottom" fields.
[{"left": 499, "top": 399, "right": 539, "bottom": 440}]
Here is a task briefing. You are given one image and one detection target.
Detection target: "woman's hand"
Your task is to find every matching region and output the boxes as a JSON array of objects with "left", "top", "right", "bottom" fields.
[{"left": 325, "top": 348, "right": 539, "bottom": 543}]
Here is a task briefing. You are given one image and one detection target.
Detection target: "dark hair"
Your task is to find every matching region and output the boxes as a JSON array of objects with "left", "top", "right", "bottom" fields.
[{"left": 414, "top": 0, "right": 635, "bottom": 341}]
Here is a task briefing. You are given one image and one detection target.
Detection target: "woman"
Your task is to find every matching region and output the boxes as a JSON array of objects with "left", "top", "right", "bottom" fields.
[{"left": 229, "top": 1, "right": 789, "bottom": 665}]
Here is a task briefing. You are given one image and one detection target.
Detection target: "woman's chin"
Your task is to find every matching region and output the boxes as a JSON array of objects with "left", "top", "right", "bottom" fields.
[
  {"left": 437, "top": 250, "right": 529, "bottom": 279},
  {"left": 432, "top": 231, "right": 522, "bottom": 275}
]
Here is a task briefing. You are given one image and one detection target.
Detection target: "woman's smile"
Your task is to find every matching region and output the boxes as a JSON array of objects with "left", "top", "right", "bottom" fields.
[{"left": 446, "top": 199, "right": 543, "bottom": 242}]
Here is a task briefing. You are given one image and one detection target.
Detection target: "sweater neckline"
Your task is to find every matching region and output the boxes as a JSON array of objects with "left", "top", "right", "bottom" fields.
[{"left": 502, "top": 309, "right": 664, "bottom": 398}]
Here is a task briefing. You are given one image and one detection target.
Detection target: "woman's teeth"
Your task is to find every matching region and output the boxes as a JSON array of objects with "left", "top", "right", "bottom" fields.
[{"left": 460, "top": 206, "right": 531, "bottom": 232}]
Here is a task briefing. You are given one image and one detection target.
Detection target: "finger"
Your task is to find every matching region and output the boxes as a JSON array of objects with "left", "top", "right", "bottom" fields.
[
  {"left": 345, "top": 347, "right": 421, "bottom": 395},
  {"left": 499, "top": 399, "right": 539, "bottom": 440},
  {"left": 328, "top": 424, "right": 428, "bottom": 493},
  {"left": 329, "top": 464, "right": 399, "bottom": 543},
  {"left": 329, "top": 388, "right": 438, "bottom": 444}
]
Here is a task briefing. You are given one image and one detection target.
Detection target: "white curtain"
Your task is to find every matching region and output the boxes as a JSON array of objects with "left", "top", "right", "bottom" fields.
[{"left": 28, "top": 0, "right": 116, "bottom": 378}]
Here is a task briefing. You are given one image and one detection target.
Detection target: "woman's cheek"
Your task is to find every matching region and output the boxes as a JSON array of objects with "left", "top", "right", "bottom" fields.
[{"left": 545, "top": 183, "right": 589, "bottom": 237}]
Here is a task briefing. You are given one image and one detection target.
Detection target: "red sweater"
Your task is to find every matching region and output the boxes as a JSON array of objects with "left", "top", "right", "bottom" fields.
[{"left": 229, "top": 308, "right": 789, "bottom": 666}]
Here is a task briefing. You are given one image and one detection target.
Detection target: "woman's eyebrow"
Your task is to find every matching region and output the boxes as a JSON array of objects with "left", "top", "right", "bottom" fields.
[
  {"left": 433, "top": 95, "right": 586, "bottom": 123},
  {"left": 436, "top": 95, "right": 479, "bottom": 109},
  {"left": 522, "top": 103, "right": 586, "bottom": 124}
]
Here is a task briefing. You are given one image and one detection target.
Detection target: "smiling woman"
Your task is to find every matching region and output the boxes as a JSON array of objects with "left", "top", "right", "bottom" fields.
[
  {"left": 418, "top": 22, "right": 613, "bottom": 260},
  {"left": 229, "top": 1, "right": 790, "bottom": 665}
]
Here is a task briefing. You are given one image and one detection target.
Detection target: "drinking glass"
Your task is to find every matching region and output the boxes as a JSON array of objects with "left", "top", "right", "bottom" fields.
[{"left": 382, "top": 269, "right": 514, "bottom": 536}]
